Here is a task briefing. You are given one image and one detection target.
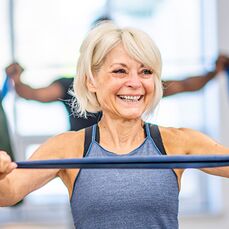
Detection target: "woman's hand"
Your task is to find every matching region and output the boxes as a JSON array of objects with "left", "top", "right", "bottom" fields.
[{"left": 0, "top": 151, "right": 17, "bottom": 180}]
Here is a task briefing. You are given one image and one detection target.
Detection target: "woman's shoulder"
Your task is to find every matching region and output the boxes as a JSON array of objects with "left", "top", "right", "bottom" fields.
[
  {"left": 158, "top": 125, "right": 188, "bottom": 135},
  {"left": 158, "top": 126, "right": 207, "bottom": 139},
  {"left": 157, "top": 125, "right": 223, "bottom": 156},
  {"left": 30, "top": 129, "right": 86, "bottom": 160},
  {"left": 53, "top": 129, "right": 85, "bottom": 141},
  {"left": 156, "top": 125, "right": 202, "bottom": 155}
]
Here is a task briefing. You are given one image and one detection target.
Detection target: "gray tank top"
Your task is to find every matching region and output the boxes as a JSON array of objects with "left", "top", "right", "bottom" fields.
[{"left": 70, "top": 123, "right": 179, "bottom": 229}]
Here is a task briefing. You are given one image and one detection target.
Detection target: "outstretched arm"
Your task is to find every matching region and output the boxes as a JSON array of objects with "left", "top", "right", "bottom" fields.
[
  {"left": 0, "top": 130, "right": 84, "bottom": 207},
  {"left": 0, "top": 150, "right": 59, "bottom": 206},
  {"left": 161, "top": 126, "right": 229, "bottom": 178},
  {"left": 185, "top": 128, "right": 229, "bottom": 177},
  {"left": 0, "top": 132, "right": 73, "bottom": 206},
  {"left": 163, "top": 55, "right": 229, "bottom": 97},
  {"left": 5, "top": 63, "right": 64, "bottom": 102},
  {"left": 163, "top": 71, "right": 216, "bottom": 97}
]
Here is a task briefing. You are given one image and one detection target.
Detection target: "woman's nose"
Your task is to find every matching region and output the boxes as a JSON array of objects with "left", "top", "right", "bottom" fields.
[{"left": 125, "top": 72, "right": 142, "bottom": 88}]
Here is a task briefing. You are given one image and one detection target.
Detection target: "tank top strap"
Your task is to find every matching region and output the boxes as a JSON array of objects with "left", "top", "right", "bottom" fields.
[
  {"left": 83, "top": 124, "right": 98, "bottom": 157},
  {"left": 91, "top": 124, "right": 97, "bottom": 142},
  {"left": 146, "top": 123, "right": 167, "bottom": 155},
  {"left": 144, "top": 123, "right": 151, "bottom": 137}
]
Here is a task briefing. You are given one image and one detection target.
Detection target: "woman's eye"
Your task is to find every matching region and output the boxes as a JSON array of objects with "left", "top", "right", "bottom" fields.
[
  {"left": 112, "top": 69, "right": 126, "bottom": 74},
  {"left": 142, "top": 69, "right": 153, "bottom": 75}
]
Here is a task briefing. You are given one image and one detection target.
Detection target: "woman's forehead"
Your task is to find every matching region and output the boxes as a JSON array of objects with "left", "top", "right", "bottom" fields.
[{"left": 103, "top": 44, "right": 143, "bottom": 66}]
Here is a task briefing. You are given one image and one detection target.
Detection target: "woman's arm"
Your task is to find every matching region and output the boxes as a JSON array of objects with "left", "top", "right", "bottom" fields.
[
  {"left": 182, "top": 128, "right": 229, "bottom": 177},
  {"left": 0, "top": 158, "right": 58, "bottom": 206},
  {"left": 0, "top": 151, "right": 17, "bottom": 205},
  {"left": 161, "top": 127, "right": 229, "bottom": 177},
  {"left": 0, "top": 131, "right": 81, "bottom": 207}
]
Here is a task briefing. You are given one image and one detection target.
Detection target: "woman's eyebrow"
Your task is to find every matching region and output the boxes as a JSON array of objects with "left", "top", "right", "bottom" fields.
[
  {"left": 110, "top": 63, "right": 127, "bottom": 67},
  {"left": 110, "top": 63, "right": 145, "bottom": 68}
]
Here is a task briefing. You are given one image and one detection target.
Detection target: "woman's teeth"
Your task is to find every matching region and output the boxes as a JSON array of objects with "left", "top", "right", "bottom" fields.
[{"left": 118, "top": 95, "right": 141, "bottom": 101}]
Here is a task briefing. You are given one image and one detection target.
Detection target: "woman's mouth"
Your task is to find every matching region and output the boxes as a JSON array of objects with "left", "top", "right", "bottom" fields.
[{"left": 117, "top": 95, "right": 143, "bottom": 102}]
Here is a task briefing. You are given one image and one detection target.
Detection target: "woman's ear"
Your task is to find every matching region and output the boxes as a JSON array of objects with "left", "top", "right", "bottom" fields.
[{"left": 86, "top": 77, "right": 97, "bottom": 93}]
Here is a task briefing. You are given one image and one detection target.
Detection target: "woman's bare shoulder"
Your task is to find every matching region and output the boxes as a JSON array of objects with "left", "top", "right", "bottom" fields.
[
  {"left": 29, "top": 129, "right": 86, "bottom": 160},
  {"left": 157, "top": 126, "right": 198, "bottom": 155},
  {"left": 158, "top": 125, "right": 227, "bottom": 158},
  {"left": 158, "top": 125, "right": 189, "bottom": 138}
]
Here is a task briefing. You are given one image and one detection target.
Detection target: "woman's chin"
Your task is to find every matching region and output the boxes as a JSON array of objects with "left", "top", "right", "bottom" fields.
[{"left": 118, "top": 111, "right": 143, "bottom": 120}]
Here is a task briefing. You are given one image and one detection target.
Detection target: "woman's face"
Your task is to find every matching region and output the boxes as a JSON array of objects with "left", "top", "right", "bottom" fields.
[{"left": 88, "top": 44, "right": 155, "bottom": 120}]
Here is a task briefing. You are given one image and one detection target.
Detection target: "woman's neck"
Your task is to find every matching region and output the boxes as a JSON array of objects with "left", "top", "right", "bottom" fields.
[{"left": 98, "top": 116, "right": 145, "bottom": 154}]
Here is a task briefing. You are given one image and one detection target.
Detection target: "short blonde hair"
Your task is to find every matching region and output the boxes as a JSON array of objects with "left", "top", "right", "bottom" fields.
[{"left": 73, "top": 22, "right": 163, "bottom": 118}]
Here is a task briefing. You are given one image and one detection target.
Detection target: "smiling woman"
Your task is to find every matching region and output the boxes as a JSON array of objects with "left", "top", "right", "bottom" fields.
[
  {"left": 1, "top": 21, "right": 229, "bottom": 229},
  {"left": 74, "top": 22, "right": 162, "bottom": 118},
  {"left": 86, "top": 44, "right": 158, "bottom": 120}
]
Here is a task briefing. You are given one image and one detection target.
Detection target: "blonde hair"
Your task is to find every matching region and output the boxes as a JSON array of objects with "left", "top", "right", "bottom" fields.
[{"left": 73, "top": 22, "right": 163, "bottom": 118}]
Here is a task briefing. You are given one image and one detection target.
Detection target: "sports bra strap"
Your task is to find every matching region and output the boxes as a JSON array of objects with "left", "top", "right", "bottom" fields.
[
  {"left": 83, "top": 126, "right": 93, "bottom": 157},
  {"left": 83, "top": 125, "right": 100, "bottom": 157},
  {"left": 149, "top": 124, "right": 167, "bottom": 155}
]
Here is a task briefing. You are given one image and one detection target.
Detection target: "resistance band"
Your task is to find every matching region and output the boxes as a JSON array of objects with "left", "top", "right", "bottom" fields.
[{"left": 17, "top": 155, "right": 229, "bottom": 169}]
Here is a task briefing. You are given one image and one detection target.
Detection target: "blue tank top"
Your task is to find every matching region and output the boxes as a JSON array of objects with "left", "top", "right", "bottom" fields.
[{"left": 70, "top": 123, "right": 179, "bottom": 229}]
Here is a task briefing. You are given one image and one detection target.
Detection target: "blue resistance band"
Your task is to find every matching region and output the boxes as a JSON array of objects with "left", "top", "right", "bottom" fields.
[
  {"left": 0, "top": 76, "right": 11, "bottom": 100},
  {"left": 16, "top": 155, "right": 229, "bottom": 169},
  {"left": 226, "top": 67, "right": 229, "bottom": 93}
]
